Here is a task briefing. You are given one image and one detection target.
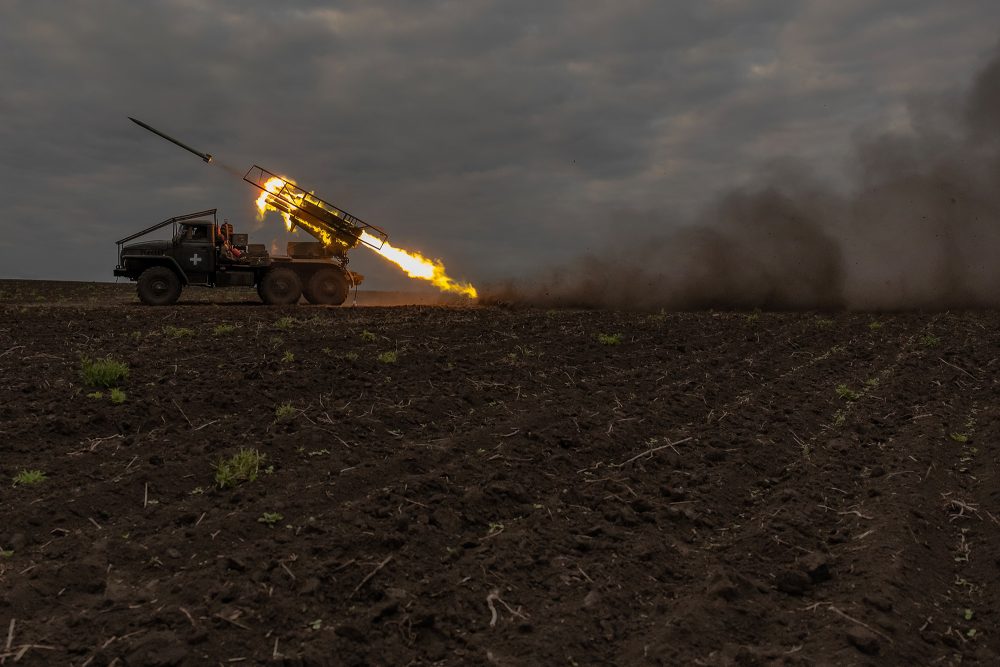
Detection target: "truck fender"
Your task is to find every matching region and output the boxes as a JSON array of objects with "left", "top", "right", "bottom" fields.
[{"left": 121, "top": 255, "right": 189, "bottom": 284}]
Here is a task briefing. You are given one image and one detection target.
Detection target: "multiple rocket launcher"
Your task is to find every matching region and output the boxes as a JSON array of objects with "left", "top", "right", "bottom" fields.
[
  {"left": 128, "top": 117, "right": 477, "bottom": 298},
  {"left": 128, "top": 117, "right": 388, "bottom": 256}
]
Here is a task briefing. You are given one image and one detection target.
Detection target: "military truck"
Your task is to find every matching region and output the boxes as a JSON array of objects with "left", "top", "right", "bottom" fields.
[{"left": 113, "top": 208, "right": 362, "bottom": 305}]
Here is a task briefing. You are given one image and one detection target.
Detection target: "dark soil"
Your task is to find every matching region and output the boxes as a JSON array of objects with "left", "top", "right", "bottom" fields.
[{"left": 1, "top": 280, "right": 998, "bottom": 666}]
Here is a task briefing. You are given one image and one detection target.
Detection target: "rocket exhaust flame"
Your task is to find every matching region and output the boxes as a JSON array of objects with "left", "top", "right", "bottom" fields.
[
  {"left": 255, "top": 175, "right": 477, "bottom": 298},
  {"left": 358, "top": 231, "right": 478, "bottom": 298}
]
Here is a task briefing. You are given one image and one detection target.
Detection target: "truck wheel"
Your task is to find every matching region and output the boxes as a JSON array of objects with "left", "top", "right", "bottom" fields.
[
  {"left": 259, "top": 267, "right": 302, "bottom": 305},
  {"left": 137, "top": 266, "right": 182, "bottom": 306},
  {"left": 303, "top": 268, "right": 349, "bottom": 305}
]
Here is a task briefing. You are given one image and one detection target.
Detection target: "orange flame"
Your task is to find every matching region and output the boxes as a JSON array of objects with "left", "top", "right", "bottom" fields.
[
  {"left": 254, "top": 175, "right": 477, "bottom": 298},
  {"left": 359, "top": 231, "right": 477, "bottom": 298}
]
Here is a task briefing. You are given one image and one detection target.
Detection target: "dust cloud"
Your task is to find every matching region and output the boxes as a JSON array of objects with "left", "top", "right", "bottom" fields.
[{"left": 485, "top": 47, "right": 1000, "bottom": 311}]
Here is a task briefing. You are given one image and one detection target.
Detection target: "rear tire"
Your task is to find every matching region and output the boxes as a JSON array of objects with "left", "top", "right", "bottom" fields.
[
  {"left": 258, "top": 267, "right": 302, "bottom": 305},
  {"left": 136, "top": 266, "right": 181, "bottom": 306},
  {"left": 303, "top": 268, "right": 349, "bottom": 305}
]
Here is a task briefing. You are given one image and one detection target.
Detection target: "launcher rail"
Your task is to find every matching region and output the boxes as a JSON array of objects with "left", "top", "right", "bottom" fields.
[{"left": 244, "top": 165, "right": 388, "bottom": 253}]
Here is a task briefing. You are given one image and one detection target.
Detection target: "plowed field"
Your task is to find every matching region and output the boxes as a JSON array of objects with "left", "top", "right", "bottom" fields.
[{"left": 1, "top": 280, "right": 998, "bottom": 666}]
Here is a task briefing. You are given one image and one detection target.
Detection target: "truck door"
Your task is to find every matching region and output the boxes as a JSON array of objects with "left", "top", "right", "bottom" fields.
[{"left": 176, "top": 224, "right": 215, "bottom": 284}]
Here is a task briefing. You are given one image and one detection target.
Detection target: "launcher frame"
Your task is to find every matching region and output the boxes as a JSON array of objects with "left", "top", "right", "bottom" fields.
[{"left": 243, "top": 165, "right": 388, "bottom": 253}]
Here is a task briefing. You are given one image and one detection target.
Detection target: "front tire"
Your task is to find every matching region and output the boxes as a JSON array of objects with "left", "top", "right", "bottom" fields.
[
  {"left": 136, "top": 266, "right": 181, "bottom": 306},
  {"left": 303, "top": 268, "right": 349, "bottom": 305},
  {"left": 258, "top": 267, "right": 302, "bottom": 305}
]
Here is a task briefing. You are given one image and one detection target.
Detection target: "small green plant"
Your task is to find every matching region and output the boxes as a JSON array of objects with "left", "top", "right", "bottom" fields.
[
  {"left": 275, "top": 317, "right": 296, "bottom": 330},
  {"left": 648, "top": 309, "right": 668, "bottom": 323},
  {"left": 596, "top": 333, "right": 622, "bottom": 346},
  {"left": 964, "top": 608, "right": 975, "bottom": 621},
  {"left": 378, "top": 350, "right": 398, "bottom": 363},
  {"left": 109, "top": 388, "right": 126, "bottom": 404},
  {"left": 12, "top": 469, "right": 46, "bottom": 486},
  {"left": 163, "top": 325, "right": 194, "bottom": 338},
  {"left": 86, "top": 391, "right": 104, "bottom": 399},
  {"left": 865, "top": 378, "right": 880, "bottom": 388},
  {"left": 950, "top": 432, "right": 969, "bottom": 443},
  {"left": 868, "top": 320, "right": 884, "bottom": 331},
  {"left": 213, "top": 323, "right": 236, "bottom": 336},
  {"left": 258, "top": 512, "right": 283, "bottom": 526},
  {"left": 282, "top": 350, "right": 295, "bottom": 363},
  {"left": 816, "top": 318, "right": 834, "bottom": 328},
  {"left": 215, "top": 448, "right": 265, "bottom": 489},
  {"left": 80, "top": 357, "right": 129, "bottom": 387},
  {"left": 344, "top": 351, "right": 359, "bottom": 361},
  {"left": 919, "top": 334, "right": 940, "bottom": 347},
  {"left": 0, "top": 549, "right": 13, "bottom": 558},
  {"left": 832, "top": 410, "right": 847, "bottom": 427},
  {"left": 744, "top": 311, "right": 760, "bottom": 323},
  {"left": 275, "top": 402, "right": 297, "bottom": 421},
  {"left": 835, "top": 384, "right": 859, "bottom": 401},
  {"left": 308, "top": 619, "right": 322, "bottom": 631},
  {"left": 360, "top": 330, "right": 377, "bottom": 342}
]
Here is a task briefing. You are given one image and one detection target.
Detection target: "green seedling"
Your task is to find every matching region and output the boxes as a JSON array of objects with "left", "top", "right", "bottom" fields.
[
  {"left": 378, "top": 350, "right": 398, "bottom": 363},
  {"left": 649, "top": 309, "right": 667, "bottom": 323},
  {"left": 282, "top": 351, "right": 295, "bottom": 363},
  {"left": 596, "top": 333, "right": 622, "bottom": 346},
  {"left": 865, "top": 378, "right": 879, "bottom": 388},
  {"left": 360, "top": 330, "right": 377, "bottom": 342},
  {"left": 868, "top": 320, "right": 884, "bottom": 331},
  {"left": 86, "top": 391, "right": 104, "bottom": 399},
  {"left": 919, "top": 334, "right": 940, "bottom": 347},
  {"left": 258, "top": 512, "right": 283, "bottom": 526},
  {"left": 950, "top": 433, "right": 969, "bottom": 443},
  {"left": 816, "top": 318, "right": 834, "bottom": 328},
  {"left": 215, "top": 448, "right": 265, "bottom": 489},
  {"left": 109, "top": 388, "right": 126, "bottom": 404},
  {"left": 163, "top": 325, "right": 194, "bottom": 338},
  {"left": 13, "top": 469, "right": 46, "bottom": 486},
  {"left": 0, "top": 550, "right": 13, "bottom": 558},
  {"left": 213, "top": 324, "right": 236, "bottom": 336},
  {"left": 275, "top": 317, "right": 296, "bottom": 330},
  {"left": 275, "top": 402, "right": 297, "bottom": 421},
  {"left": 835, "top": 384, "right": 859, "bottom": 401},
  {"left": 80, "top": 357, "right": 129, "bottom": 387},
  {"left": 344, "top": 351, "right": 359, "bottom": 361}
]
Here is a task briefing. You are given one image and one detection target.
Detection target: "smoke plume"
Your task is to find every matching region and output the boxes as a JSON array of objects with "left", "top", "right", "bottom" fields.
[{"left": 485, "top": 47, "right": 1000, "bottom": 310}]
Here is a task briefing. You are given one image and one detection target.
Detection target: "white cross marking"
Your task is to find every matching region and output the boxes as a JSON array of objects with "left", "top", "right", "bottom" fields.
[{"left": 191, "top": 253, "right": 202, "bottom": 266}]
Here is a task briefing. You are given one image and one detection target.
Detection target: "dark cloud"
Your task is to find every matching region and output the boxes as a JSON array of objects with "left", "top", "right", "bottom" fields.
[{"left": 0, "top": 0, "right": 997, "bottom": 299}]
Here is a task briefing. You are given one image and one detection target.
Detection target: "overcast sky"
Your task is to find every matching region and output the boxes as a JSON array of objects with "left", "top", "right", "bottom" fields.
[{"left": 0, "top": 0, "right": 997, "bottom": 290}]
